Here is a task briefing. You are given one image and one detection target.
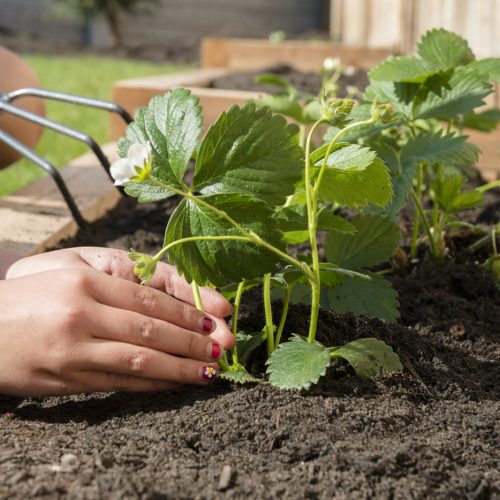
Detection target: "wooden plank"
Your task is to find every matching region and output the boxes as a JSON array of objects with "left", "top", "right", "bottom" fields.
[
  {"left": 468, "top": 128, "right": 500, "bottom": 182},
  {"left": 201, "top": 37, "right": 395, "bottom": 71},
  {"left": 110, "top": 69, "right": 231, "bottom": 139},
  {"left": 200, "top": 38, "right": 230, "bottom": 69},
  {"left": 0, "top": 143, "right": 121, "bottom": 278}
]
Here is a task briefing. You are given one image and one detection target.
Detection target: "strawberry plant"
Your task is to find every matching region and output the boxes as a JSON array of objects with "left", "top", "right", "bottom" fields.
[
  {"left": 111, "top": 87, "right": 403, "bottom": 389},
  {"left": 327, "top": 28, "right": 500, "bottom": 259}
]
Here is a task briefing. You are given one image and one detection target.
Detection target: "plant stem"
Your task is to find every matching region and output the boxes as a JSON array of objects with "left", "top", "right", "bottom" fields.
[
  {"left": 154, "top": 235, "right": 251, "bottom": 261},
  {"left": 230, "top": 281, "right": 245, "bottom": 366},
  {"left": 410, "top": 166, "right": 423, "bottom": 258},
  {"left": 411, "top": 189, "right": 438, "bottom": 257},
  {"left": 274, "top": 285, "right": 292, "bottom": 348},
  {"left": 263, "top": 273, "right": 274, "bottom": 354},
  {"left": 191, "top": 281, "right": 203, "bottom": 310},
  {"left": 191, "top": 280, "right": 228, "bottom": 371},
  {"left": 304, "top": 121, "right": 323, "bottom": 343},
  {"left": 147, "top": 176, "right": 308, "bottom": 276},
  {"left": 492, "top": 227, "right": 498, "bottom": 256},
  {"left": 298, "top": 124, "right": 306, "bottom": 148},
  {"left": 476, "top": 179, "right": 500, "bottom": 193}
]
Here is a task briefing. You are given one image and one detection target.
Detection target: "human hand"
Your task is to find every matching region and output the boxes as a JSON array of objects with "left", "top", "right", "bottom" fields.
[
  {"left": 1, "top": 248, "right": 235, "bottom": 396},
  {"left": 7, "top": 247, "right": 234, "bottom": 347}
]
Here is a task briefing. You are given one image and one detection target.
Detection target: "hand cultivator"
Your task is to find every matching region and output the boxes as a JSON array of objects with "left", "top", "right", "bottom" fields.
[{"left": 0, "top": 88, "right": 132, "bottom": 228}]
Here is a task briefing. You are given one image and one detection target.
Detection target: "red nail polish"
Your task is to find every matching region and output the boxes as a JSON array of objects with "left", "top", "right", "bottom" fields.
[
  {"left": 202, "top": 317, "right": 214, "bottom": 333},
  {"left": 211, "top": 343, "right": 222, "bottom": 360},
  {"left": 200, "top": 366, "right": 217, "bottom": 381}
]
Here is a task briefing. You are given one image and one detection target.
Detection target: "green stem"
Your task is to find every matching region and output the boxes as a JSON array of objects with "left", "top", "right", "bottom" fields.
[
  {"left": 191, "top": 281, "right": 203, "bottom": 310},
  {"left": 191, "top": 280, "right": 228, "bottom": 371},
  {"left": 274, "top": 285, "right": 292, "bottom": 348},
  {"left": 492, "top": 227, "right": 498, "bottom": 256},
  {"left": 476, "top": 179, "right": 500, "bottom": 193},
  {"left": 298, "top": 124, "right": 306, "bottom": 148},
  {"left": 230, "top": 281, "right": 245, "bottom": 366},
  {"left": 263, "top": 273, "right": 274, "bottom": 354},
  {"left": 154, "top": 235, "right": 251, "bottom": 261},
  {"left": 410, "top": 166, "right": 423, "bottom": 258},
  {"left": 304, "top": 121, "right": 323, "bottom": 343},
  {"left": 148, "top": 176, "right": 308, "bottom": 277},
  {"left": 411, "top": 189, "right": 438, "bottom": 257}
]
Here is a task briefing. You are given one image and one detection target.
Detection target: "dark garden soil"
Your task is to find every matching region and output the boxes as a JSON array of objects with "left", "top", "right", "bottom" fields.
[
  {"left": 1, "top": 183, "right": 499, "bottom": 499},
  {"left": 209, "top": 64, "right": 369, "bottom": 97}
]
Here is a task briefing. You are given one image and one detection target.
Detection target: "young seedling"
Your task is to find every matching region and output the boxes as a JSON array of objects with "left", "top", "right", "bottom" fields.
[{"left": 111, "top": 87, "right": 403, "bottom": 390}]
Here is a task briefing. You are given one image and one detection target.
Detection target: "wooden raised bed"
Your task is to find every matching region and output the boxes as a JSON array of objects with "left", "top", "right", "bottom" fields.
[
  {"left": 200, "top": 37, "right": 395, "bottom": 71},
  {"left": 0, "top": 143, "right": 120, "bottom": 278}
]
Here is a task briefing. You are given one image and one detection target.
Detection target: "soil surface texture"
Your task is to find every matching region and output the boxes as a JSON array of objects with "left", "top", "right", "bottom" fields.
[
  {"left": 1, "top": 188, "right": 499, "bottom": 499},
  {"left": 209, "top": 64, "right": 369, "bottom": 97}
]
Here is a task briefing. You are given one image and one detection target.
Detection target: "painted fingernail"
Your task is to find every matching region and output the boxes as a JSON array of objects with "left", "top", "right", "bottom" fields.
[
  {"left": 209, "top": 343, "right": 223, "bottom": 360},
  {"left": 200, "top": 366, "right": 217, "bottom": 382},
  {"left": 202, "top": 316, "right": 214, "bottom": 333}
]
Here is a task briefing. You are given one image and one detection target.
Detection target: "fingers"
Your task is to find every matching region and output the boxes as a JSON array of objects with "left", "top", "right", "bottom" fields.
[
  {"left": 81, "top": 339, "right": 219, "bottom": 385},
  {"left": 89, "top": 304, "right": 225, "bottom": 364},
  {"left": 75, "top": 247, "right": 233, "bottom": 318},
  {"left": 86, "top": 270, "right": 236, "bottom": 350}
]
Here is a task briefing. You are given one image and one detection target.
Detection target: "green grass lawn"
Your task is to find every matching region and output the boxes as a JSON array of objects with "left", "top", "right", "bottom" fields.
[{"left": 0, "top": 55, "right": 186, "bottom": 196}]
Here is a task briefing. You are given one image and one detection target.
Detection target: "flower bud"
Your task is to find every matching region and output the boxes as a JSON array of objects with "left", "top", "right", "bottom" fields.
[
  {"left": 129, "top": 250, "right": 158, "bottom": 284},
  {"left": 321, "top": 98, "right": 355, "bottom": 126}
]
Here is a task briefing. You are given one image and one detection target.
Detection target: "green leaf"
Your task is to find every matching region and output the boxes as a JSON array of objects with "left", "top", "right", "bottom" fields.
[
  {"left": 121, "top": 105, "right": 181, "bottom": 202},
  {"left": 331, "top": 338, "right": 403, "bottom": 378},
  {"left": 266, "top": 335, "right": 330, "bottom": 390},
  {"left": 413, "top": 67, "right": 492, "bottom": 119},
  {"left": 147, "top": 89, "right": 203, "bottom": 183},
  {"left": 451, "top": 191, "right": 484, "bottom": 212},
  {"left": 165, "top": 193, "right": 285, "bottom": 286},
  {"left": 219, "top": 279, "right": 262, "bottom": 300},
  {"left": 236, "top": 330, "right": 267, "bottom": 364},
  {"left": 370, "top": 161, "right": 417, "bottom": 216},
  {"left": 319, "top": 263, "right": 371, "bottom": 283},
  {"left": 254, "top": 73, "right": 295, "bottom": 91},
  {"left": 400, "top": 130, "right": 467, "bottom": 164},
  {"left": 369, "top": 55, "right": 434, "bottom": 83},
  {"left": 313, "top": 143, "right": 377, "bottom": 172},
  {"left": 432, "top": 174, "right": 484, "bottom": 213},
  {"left": 219, "top": 370, "right": 262, "bottom": 384},
  {"left": 320, "top": 272, "right": 400, "bottom": 322},
  {"left": 462, "top": 109, "right": 500, "bottom": 132},
  {"left": 431, "top": 174, "right": 465, "bottom": 212},
  {"left": 325, "top": 214, "right": 401, "bottom": 269},
  {"left": 254, "top": 94, "right": 305, "bottom": 123},
  {"left": 417, "top": 28, "right": 475, "bottom": 69},
  {"left": 468, "top": 58, "right": 500, "bottom": 82},
  {"left": 194, "top": 103, "right": 303, "bottom": 205},
  {"left": 363, "top": 82, "right": 410, "bottom": 115},
  {"left": 274, "top": 205, "right": 356, "bottom": 234},
  {"left": 317, "top": 158, "right": 392, "bottom": 208}
]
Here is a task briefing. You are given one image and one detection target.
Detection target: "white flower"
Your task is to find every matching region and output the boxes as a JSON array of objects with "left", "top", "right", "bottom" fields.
[
  {"left": 344, "top": 65, "right": 356, "bottom": 77},
  {"left": 110, "top": 142, "right": 152, "bottom": 186},
  {"left": 323, "top": 57, "right": 341, "bottom": 72}
]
